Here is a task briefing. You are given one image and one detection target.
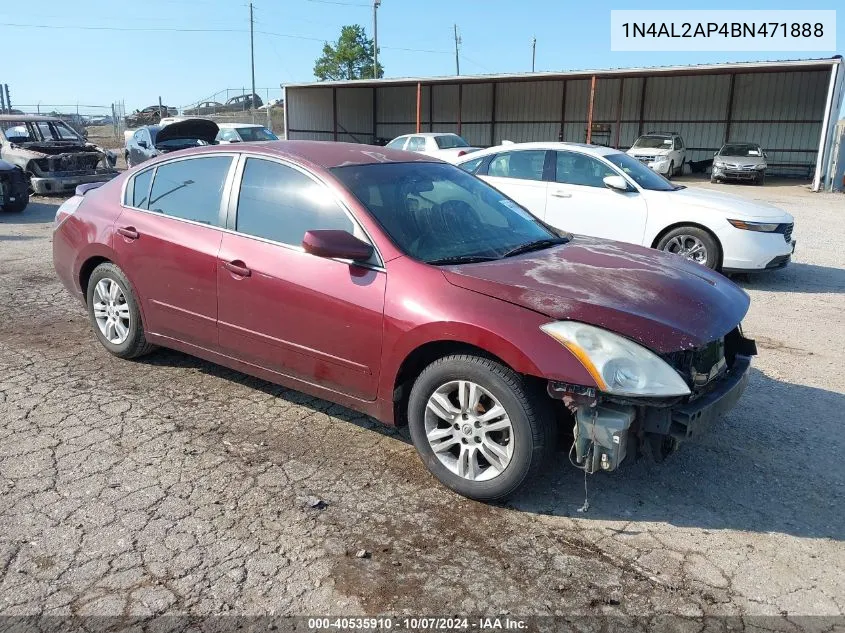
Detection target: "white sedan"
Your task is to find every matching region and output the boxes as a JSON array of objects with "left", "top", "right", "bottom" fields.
[
  {"left": 455, "top": 142, "right": 795, "bottom": 273},
  {"left": 386, "top": 133, "right": 481, "bottom": 163}
]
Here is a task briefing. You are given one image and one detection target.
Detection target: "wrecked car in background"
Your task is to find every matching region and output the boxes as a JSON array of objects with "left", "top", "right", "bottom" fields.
[
  {"left": 124, "top": 105, "right": 178, "bottom": 128},
  {"left": 0, "top": 115, "right": 118, "bottom": 195},
  {"left": 0, "top": 159, "right": 29, "bottom": 212}
]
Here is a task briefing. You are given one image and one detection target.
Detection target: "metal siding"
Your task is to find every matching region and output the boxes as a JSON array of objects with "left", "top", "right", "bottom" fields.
[
  {"left": 432, "top": 84, "right": 459, "bottom": 123},
  {"left": 564, "top": 79, "right": 589, "bottom": 122},
  {"left": 496, "top": 81, "right": 563, "bottom": 121},
  {"left": 376, "top": 86, "right": 417, "bottom": 123},
  {"left": 336, "top": 87, "right": 374, "bottom": 141},
  {"left": 287, "top": 87, "right": 333, "bottom": 135},
  {"left": 460, "top": 123, "right": 492, "bottom": 147},
  {"left": 462, "top": 82, "right": 493, "bottom": 122}
]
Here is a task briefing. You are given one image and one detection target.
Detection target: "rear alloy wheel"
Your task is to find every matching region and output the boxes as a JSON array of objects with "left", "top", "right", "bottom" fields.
[
  {"left": 86, "top": 263, "right": 154, "bottom": 359},
  {"left": 657, "top": 226, "right": 720, "bottom": 270},
  {"left": 408, "top": 354, "right": 555, "bottom": 502}
]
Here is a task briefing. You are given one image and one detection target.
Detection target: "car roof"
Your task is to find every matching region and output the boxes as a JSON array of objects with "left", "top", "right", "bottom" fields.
[
  {"left": 170, "top": 140, "right": 439, "bottom": 168},
  {"left": 216, "top": 123, "right": 265, "bottom": 129},
  {"left": 0, "top": 114, "right": 65, "bottom": 122},
  {"left": 455, "top": 141, "right": 623, "bottom": 160},
  {"left": 395, "top": 132, "right": 460, "bottom": 138}
]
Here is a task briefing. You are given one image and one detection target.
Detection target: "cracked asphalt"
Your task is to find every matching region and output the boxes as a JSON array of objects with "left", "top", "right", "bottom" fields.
[{"left": 0, "top": 181, "right": 843, "bottom": 625}]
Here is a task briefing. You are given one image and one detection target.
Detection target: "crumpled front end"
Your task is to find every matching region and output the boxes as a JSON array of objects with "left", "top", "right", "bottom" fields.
[
  {"left": 548, "top": 327, "right": 757, "bottom": 473},
  {"left": 27, "top": 150, "right": 118, "bottom": 194}
]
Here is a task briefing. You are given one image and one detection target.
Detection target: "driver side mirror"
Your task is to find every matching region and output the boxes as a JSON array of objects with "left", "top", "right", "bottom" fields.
[
  {"left": 603, "top": 175, "right": 630, "bottom": 192},
  {"left": 302, "top": 230, "right": 374, "bottom": 262}
]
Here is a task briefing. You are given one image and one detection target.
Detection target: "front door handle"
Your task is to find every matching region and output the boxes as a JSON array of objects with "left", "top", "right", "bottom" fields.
[
  {"left": 223, "top": 260, "right": 251, "bottom": 277},
  {"left": 551, "top": 190, "right": 572, "bottom": 198},
  {"left": 117, "top": 226, "right": 139, "bottom": 240}
]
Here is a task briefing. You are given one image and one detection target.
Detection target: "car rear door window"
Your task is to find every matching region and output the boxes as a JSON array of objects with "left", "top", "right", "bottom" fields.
[
  {"left": 554, "top": 151, "right": 617, "bottom": 188},
  {"left": 458, "top": 156, "right": 485, "bottom": 174},
  {"left": 407, "top": 136, "right": 426, "bottom": 151},
  {"left": 487, "top": 150, "right": 546, "bottom": 181},
  {"left": 386, "top": 137, "right": 407, "bottom": 149},
  {"left": 235, "top": 158, "right": 353, "bottom": 246},
  {"left": 147, "top": 156, "right": 232, "bottom": 226}
]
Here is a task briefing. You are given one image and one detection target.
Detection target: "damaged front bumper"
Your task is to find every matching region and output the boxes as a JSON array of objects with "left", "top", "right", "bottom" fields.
[
  {"left": 548, "top": 331, "right": 756, "bottom": 473},
  {"left": 30, "top": 169, "right": 118, "bottom": 195}
]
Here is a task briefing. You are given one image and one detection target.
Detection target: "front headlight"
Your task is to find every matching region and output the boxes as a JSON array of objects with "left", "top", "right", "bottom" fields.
[
  {"left": 756, "top": 164, "right": 767, "bottom": 170},
  {"left": 727, "top": 219, "right": 780, "bottom": 232},
  {"left": 653, "top": 157, "right": 668, "bottom": 164},
  {"left": 540, "top": 322, "right": 690, "bottom": 397},
  {"left": 713, "top": 160, "right": 726, "bottom": 168}
]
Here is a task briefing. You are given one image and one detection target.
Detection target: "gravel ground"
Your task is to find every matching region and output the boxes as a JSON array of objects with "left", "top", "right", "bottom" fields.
[{"left": 0, "top": 180, "right": 843, "bottom": 626}]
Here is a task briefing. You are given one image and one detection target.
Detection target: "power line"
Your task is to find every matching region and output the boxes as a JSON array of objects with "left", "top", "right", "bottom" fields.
[
  {"left": 0, "top": 21, "right": 452, "bottom": 54},
  {"left": 303, "top": 0, "right": 369, "bottom": 6}
]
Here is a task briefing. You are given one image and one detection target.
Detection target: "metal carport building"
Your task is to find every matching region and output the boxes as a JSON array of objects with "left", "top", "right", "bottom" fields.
[{"left": 284, "top": 56, "right": 844, "bottom": 191}]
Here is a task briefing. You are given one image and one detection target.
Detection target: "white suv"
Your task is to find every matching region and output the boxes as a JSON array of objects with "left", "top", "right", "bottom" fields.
[{"left": 626, "top": 132, "right": 686, "bottom": 178}]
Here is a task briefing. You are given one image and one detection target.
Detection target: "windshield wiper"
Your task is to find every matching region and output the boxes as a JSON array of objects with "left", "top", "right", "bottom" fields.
[
  {"left": 501, "top": 237, "right": 567, "bottom": 258},
  {"left": 426, "top": 254, "right": 498, "bottom": 265}
]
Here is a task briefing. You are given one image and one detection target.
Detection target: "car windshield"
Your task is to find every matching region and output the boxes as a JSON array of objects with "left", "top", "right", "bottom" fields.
[
  {"left": 604, "top": 153, "right": 682, "bottom": 192},
  {"left": 331, "top": 162, "right": 562, "bottom": 264},
  {"left": 720, "top": 144, "right": 762, "bottom": 157},
  {"left": 434, "top": 135, "right": 469, "bottom": 149},
  {"left": 236, "top": 127, "right": 278, "bottom": 141},
  {"left": 632, "top": 135, "right": 673, "bottom": 149}
]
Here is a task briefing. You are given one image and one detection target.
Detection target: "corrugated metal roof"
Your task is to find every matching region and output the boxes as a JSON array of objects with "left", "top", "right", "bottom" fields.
[{"left": 284, "top": 56, "right": 842, "bottom": 89}]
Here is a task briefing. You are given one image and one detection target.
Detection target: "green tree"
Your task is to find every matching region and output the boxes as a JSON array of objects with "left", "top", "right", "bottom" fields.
[{"left": 314, "top": 25, "right": 383, "bottom": 81}]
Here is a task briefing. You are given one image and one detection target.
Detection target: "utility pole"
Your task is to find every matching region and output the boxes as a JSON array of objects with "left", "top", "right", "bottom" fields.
[
  {"left": 531, "top": 36, "right": 536, "bottom": 72},
  {"left": 373, "top": 0, "right": 381, "bottom": 79},
  {"left": 453, "top": 24, "right": 461, "bottom": 76},
  {"left": 250, "top": 2, "right": 256, "bottom": 122}
]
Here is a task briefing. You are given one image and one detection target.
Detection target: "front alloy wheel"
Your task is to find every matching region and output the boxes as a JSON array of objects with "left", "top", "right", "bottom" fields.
[
  {"left": 408, "top": 354, "right": 556, "bottom": 502},
  {"left": 425, "top": 380, "right": 514, "bottom": 481}
]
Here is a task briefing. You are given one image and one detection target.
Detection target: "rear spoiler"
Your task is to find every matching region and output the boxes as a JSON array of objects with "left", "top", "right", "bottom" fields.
[{"left": 75, "top": 182, "right": 106, "bottom": 196}]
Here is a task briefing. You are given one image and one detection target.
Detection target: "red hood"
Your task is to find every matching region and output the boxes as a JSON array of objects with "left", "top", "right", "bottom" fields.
[{"left": 441, "top": 236, "right": 750, "bottom": 354}]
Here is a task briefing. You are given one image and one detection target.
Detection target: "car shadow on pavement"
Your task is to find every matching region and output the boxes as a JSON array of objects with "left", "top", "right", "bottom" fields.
[
  {"left": 0, "top": 201, "right": 60, "bottom": 225},
  {"left": 734, "top": 263, "right": 845, "bottom": 294},
  {"left": 512, "top": 367, "right": 845, "bottom": 541},
  {"left": 139, "top": 346, "right": 844, "bottom": 541}
]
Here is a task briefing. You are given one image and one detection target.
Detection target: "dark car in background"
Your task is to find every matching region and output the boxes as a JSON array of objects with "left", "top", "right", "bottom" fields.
[
  {"left": 223, "top": 94, "right": 263, "bottom": 112},
  {"left": 125, "top": 105, "right": 179, "bottom": 128},
  {"left": 0, "top": 159, "right": 29, "bottom": 212},
  {"left": 183, "top": 101, "right": 225, "bottom": 116},
  {"left": 52, "top": 141, "right": 756, "bottom": 502},
  {"left": 124, "top": 119, "right": 219, "bottom": 168}
]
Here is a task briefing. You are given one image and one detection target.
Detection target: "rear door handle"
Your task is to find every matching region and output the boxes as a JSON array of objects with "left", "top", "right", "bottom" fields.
[
  {"left": 117, "top": 226, "right": 139, "bottom": 240},
  {"left": 550, "top": 190, "right": 572, "bottom": 198},
  {"left": 223, "top": 260, "right": 251, "bottom": 277}
]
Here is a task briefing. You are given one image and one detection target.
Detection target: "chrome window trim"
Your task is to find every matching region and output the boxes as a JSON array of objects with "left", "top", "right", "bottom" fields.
[
  {"left": 229, "top": 152, "right": 385, "bottom": 268},
  {"left": 118, "top": 151, "right": 386, "bottom": 273}
]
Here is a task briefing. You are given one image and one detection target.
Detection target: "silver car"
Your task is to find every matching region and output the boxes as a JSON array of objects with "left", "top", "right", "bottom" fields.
[{"left": 712, "top": 143, "right": 768, "bottom": 185}]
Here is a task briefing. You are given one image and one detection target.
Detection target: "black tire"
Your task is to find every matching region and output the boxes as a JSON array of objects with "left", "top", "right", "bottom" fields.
[
  {"left": 407, "top": 354, "right": 556, "bottom": 502},
  {"left": 86, "top": 262, "right": 154, "bottom": 359},
  {"left": 656, "top": 226, "right": 721, "bottom": 270},
  {"left": 756, "top": 173, "right": 765, "bottom": 186},
  {"left": 1, "top": 190, "right": 28, "bottom": 213},
  {"left": 675, "top": 159, "right": 684, "bottom": 177},
  {"left": 666, "top": 161, "right": 674, "bottom": 180}
]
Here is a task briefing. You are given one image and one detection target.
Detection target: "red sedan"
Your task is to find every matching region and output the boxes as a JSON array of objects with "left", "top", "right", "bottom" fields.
[{"left": 53, "top": 141, "right": 756, "bottom": 501}]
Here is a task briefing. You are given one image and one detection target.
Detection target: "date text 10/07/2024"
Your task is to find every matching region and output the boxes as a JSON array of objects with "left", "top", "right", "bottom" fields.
[{"left": 307, "top": 617, "right": 528, "bottom": 630}]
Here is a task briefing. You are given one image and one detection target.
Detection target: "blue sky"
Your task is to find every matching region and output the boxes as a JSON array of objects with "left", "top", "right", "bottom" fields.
[{"left": 0, "top": 0, "right": 841, "bottom": 113}]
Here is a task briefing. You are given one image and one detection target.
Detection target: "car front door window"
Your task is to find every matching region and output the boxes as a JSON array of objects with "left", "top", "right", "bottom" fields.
[{"left": 554, "top": 151, "right": 617, "bottom": 188}]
